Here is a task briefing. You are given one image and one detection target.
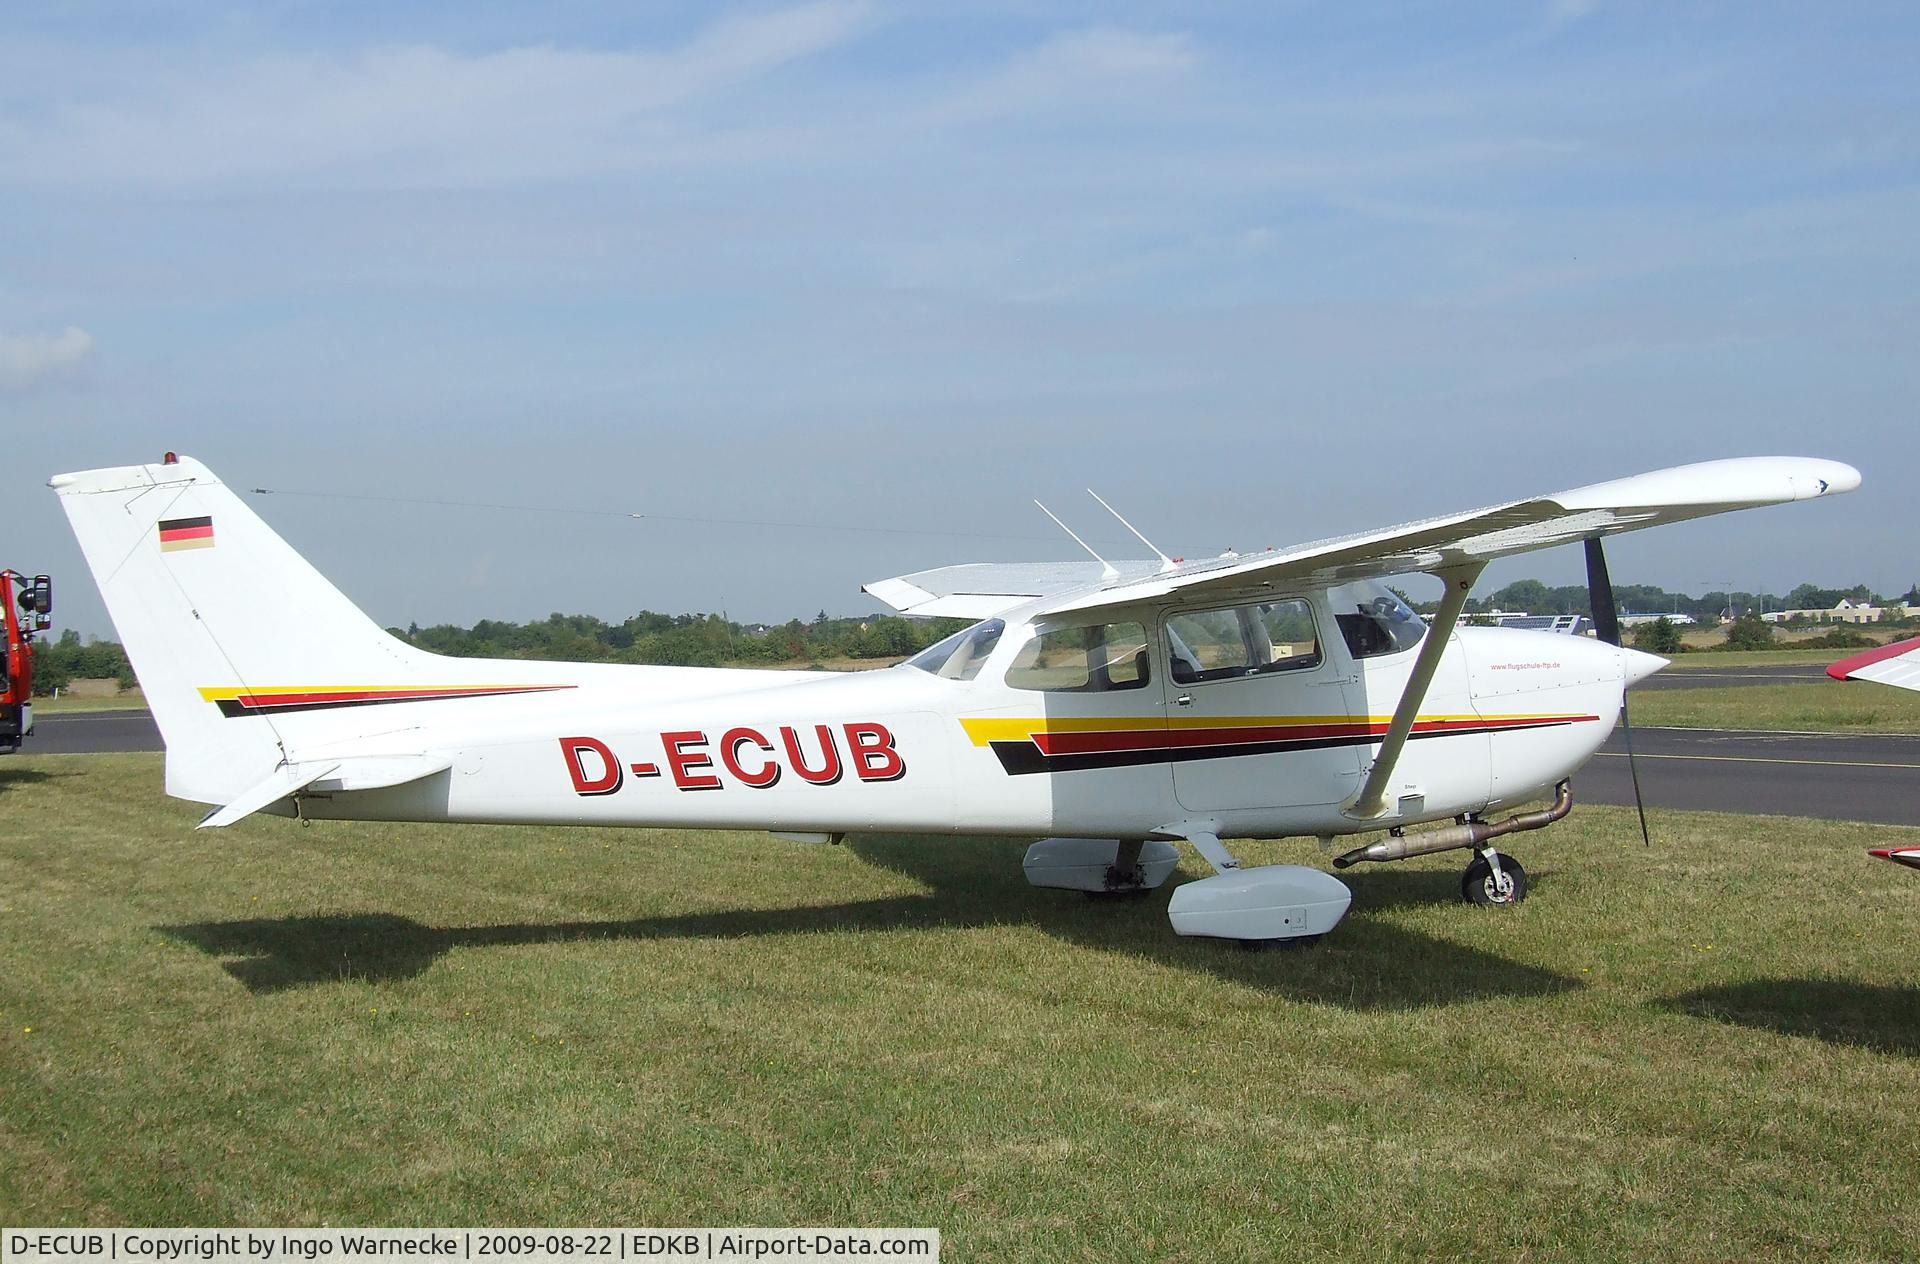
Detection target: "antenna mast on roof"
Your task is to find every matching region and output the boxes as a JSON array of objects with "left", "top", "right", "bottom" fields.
[
  {"left": 1033, "top": 501, "right": 1119, "bottom": 581},
  {"left": 1086, "top": 488, "right": 1178, "bottom": 574}
]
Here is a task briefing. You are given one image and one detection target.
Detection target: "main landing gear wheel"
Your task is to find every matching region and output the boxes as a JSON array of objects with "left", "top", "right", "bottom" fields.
[
  {"left": 1462, "top": 852, "right": 1528, "bottom": 906},
  {"left": 1083, "top": 883, "right": 1154, "bottom": 901}
]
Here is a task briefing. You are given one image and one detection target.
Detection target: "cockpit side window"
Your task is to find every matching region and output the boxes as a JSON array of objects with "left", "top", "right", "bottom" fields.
[
  {"left": 1328, "top": 581, "right": 1427, "bottom": 660},
  {"left": 1165, "top": 599, "right": 1322, "bottom": 684},
  {"left": 1005, "top": 622, "right": 1152, "bottom": 693}
]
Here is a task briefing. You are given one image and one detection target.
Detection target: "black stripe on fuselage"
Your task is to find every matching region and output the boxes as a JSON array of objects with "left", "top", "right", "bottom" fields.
[{"left": 987, "top": 719, "right": 1578, "bottom": 776}]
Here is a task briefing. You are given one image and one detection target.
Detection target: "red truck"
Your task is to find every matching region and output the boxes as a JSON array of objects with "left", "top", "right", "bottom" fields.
[{"left": 2, "top": 570, "right": 52, "bottom": 752}]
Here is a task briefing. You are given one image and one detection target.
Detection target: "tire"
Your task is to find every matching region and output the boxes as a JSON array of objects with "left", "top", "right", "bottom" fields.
[{"left": 1462, "top": 852, "right": 1529, "bottom": 906}]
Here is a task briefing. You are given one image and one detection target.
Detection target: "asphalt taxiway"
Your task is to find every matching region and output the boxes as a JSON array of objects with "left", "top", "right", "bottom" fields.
[
  {"left": 1579, "top": 726, "right": 1916, "bottom": 826},
  {"left": 28, "top": 709, "right": 162, "bottom": 755}
]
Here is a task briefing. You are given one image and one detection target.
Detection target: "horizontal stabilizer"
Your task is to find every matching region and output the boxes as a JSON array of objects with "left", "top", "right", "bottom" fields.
[
  {"left": 198, "top": 762, "right": 342, "bottom": 829},
  {"left": 196, "top": 753, "right": 453, "bottom": 828}
]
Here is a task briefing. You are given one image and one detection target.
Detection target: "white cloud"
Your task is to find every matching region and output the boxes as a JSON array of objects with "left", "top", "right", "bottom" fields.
[
  {"left": 1027, "top": 27, "right": 1198, "bottom": 79},
  {"left": 923, "top": 27, "right": 1199, "bottom": 126},
  {"left": 0, "top": 327, "right": 94, "bottom": 393},
  {"left": 0, "top": 2, "right": 872, "bottom": 188}
]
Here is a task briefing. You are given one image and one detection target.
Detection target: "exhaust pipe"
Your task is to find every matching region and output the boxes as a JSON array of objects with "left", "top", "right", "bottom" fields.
[{"left": 1333, "top": 781, "right": 1572, "bottom": 869}]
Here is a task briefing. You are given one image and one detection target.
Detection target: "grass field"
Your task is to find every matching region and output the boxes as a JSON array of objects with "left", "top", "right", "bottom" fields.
[
  {"left": 1629, "top": 681, "right": 1920, "bottom": 733},
  {"left": 3, "top": 755, "right": 1917, "bottom": 1259},
  {"left": 31, "top": 689, "right": 147, "bottom": 714}
]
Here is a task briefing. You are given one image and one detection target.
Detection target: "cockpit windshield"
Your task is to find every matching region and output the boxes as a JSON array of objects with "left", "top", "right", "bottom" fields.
[
  {"left": 1327, "top": 581, "right": 1426, "bottom": 659},
  {"left": 905, "top": 619, "right": 1005, "bottom": 681}
]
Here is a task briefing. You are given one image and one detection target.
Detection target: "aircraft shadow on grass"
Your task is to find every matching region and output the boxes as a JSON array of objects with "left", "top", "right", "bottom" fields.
[
  {"left": 1662, "top": 977, "right": 1920, "bottom": 1057},
  {"left": 159, "top": 835, "right": 1580, "bottom": 1009},
  {"left": 0, "top": 766, "right": 67, "bottom": 796}
]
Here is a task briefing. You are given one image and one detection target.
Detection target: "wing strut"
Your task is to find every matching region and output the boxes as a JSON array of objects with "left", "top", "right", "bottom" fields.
[{"left": 1346, "top": 563, "right": 1484, "bottom": 820}]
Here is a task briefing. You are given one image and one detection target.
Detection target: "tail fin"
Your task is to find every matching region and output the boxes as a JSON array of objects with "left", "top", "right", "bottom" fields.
[{"left": 53, "top": 456, "right": 430, "bottom": 804}]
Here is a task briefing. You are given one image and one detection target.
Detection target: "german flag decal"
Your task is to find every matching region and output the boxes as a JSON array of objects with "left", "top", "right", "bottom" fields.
[
  {"left": 158, "top": 516, "right": 215, "bottom": 552},
  {"left": 198, "top": 684, "right": 575, "bottom": 718},
  {"left": 962, "top": 712, "right": 1598, "bottom": 775}
]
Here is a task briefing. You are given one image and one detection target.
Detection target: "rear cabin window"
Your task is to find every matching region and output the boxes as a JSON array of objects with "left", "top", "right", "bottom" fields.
[
  {"left": 1166, "top": 599, "right": 1322, "bottom": 684},
  {"left": 1005, "top": 622, "right": 1152, "bottom": 693}
]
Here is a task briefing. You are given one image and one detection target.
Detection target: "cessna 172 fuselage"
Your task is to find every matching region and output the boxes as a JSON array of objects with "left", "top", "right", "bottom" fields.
[{"left": 55, "top": 454, "right": 1859, "bottom": 945}]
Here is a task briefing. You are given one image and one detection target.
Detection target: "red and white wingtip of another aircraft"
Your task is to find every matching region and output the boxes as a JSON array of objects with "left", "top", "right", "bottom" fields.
[
  {"left": 1826, "top": 634, "right": 1920, "bottom": 685},
  {"left": 1828, "top": 640, "right": 1920, "bottom": 869}
]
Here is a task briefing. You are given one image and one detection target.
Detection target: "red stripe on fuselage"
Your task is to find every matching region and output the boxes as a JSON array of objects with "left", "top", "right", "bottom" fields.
[{"left": 228, "top": 685, "right": 565, "bottom": 710}]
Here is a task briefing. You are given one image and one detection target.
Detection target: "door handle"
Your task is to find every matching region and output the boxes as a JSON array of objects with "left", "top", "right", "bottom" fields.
[{"left": 1175, "top": 694, "right": 1194, "bottom": 707}]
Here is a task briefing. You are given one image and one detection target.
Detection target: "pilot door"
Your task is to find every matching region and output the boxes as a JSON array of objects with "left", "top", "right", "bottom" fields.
[
  {"left": 971, "top": 616, "right": 1177, "bottom": 830},
  {"left": 1159, "top": 595, "right": 1365, "bottom": 812}
]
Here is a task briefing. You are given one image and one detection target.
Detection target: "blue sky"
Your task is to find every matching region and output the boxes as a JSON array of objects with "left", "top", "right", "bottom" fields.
[{"left": 4, "top": 2, "right": 1915, "bottom": 636}]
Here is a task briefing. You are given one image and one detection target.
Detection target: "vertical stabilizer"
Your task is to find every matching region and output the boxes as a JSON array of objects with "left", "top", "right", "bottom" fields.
[{"left": 52, "top": 456, "right": 430, "bottom": 804}]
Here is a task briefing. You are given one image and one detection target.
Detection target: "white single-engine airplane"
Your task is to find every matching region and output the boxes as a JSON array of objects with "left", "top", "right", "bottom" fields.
[{"left": 56, "top": 453, "right": 1859, "bottom": 945}]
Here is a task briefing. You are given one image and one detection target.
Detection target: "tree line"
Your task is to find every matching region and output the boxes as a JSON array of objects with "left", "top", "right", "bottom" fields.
[
  {"left": 28, "top": 610, "right": 968, "bottom": 693},
  {"left": 1443, "top": 579, "right": 1920, "bottom": 626},
  {"left": 397, "top": 609, "right": 967, "bottom": 668}
]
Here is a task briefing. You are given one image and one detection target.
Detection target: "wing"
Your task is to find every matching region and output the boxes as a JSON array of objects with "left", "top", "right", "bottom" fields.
[
  {"left": 863, "top": 560, "right": 1161, "bottom": 619},
  {"left": 1827, "top": 635, "right": 1920, "bottom": 691},
  {"left": 1037, "top": 456, "right": 1859, "bottom": 617}
]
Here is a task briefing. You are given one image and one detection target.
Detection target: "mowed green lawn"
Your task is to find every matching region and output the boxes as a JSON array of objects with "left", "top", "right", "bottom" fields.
[
  {"left": 3, "top": 755, "right": 1917, "bottom": 1261},
  {"left": 1630, "top": 681, "right": 1920, "bottom": 733}
]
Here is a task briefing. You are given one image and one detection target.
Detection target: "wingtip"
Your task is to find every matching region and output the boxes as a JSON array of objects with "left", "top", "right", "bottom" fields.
[{"left": 1802, "top": 459, "right": 1861, "bottom": 498}]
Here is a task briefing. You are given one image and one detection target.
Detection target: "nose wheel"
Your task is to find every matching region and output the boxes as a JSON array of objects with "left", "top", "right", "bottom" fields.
[{"left": 1462, "top": 850, "right": 1528, "bottom": 906}]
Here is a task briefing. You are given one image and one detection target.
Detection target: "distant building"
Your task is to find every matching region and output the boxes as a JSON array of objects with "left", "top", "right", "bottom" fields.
[
  {"left": 1496, "top": 614, "right": 1589, "bottom": 635},
  {"left": 1618, "top": 612, "right": 1698, "bottom": 628},
  {"left": 1772, "top": 599, "right": 1919, "bottom": 624},
  {"left": 1447, "top": 610, "right": 1589, "bottom": 634}
]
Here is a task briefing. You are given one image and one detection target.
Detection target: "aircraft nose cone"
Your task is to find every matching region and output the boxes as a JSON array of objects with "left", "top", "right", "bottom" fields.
[{"left": 1621, "top": 646, "right": 1667, "bottom": 687}]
